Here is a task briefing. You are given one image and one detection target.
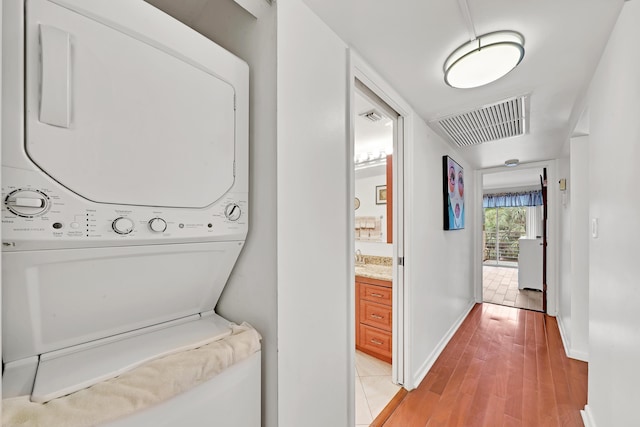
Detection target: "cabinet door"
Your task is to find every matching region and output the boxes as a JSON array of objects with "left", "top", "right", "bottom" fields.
[
  {"left": 360, "top": 300, "right": 392, "bottom": 332},
  {"left": 355, "top": 281, "right": 361, "bottom": 348},
  {"left": 359, "top": 282, "right": 392, "bottom": 305},
  {"left": 358, "top": 324, "right": 392, "bottom": 362}
]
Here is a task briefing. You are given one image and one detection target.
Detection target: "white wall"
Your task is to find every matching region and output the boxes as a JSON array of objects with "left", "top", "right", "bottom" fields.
[
  {"left": 355, "top": 240, "right": 393, "bottom": 257},
  {"left": 0, "top": 0, "right": 3, "bottom": 409},
  {"left": 277, "top": 1, "right": 351, "bottom": 426},
  {"left": 557, "top": 155, "right": 572, "bottom": 352},
  {"left": 406, "top": 119, "right": 476, "bottom": 387},
  {"left": 569, "top": 136, "right": 589, "bottom": 361},
  {"left": 355, "top": 165, "right": 392, "bottom": 256},
  {"left": 583, "top": 1, "right": 638, "bottom": 424},
  {"left": 143, "top": 1, "right": 279, "bottom": 426},
  {"left": 355, "top": 167, "right": 387, "bottom": 239},
  {"left": 557, "top": 143, "right": 590, "bottom": 361}
]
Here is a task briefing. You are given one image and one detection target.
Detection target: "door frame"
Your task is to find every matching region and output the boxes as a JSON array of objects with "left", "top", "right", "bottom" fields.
[
  {"left": 474, "top": 160, "right": 559, "bottom": 315},
  {"left": 349, "top": 52, "right": 411, "bottom": 387}
]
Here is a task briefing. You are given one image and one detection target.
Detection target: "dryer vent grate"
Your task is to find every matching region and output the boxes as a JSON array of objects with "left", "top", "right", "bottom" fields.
[{"left": 432, "top": 95, "right": 528, "bottom": 147}]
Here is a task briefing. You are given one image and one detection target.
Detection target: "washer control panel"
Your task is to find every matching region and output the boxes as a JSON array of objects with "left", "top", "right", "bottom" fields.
[
  {"left": 224, "top": 203, "right": 242, "bottom": 221},
  {"left": 1, "top": 171, "right": 248, "bottom": 251},
  {"left": 112, "top": 217, "right": 135, "bottom": 235},
  {"left": 5, "top": 189, "right": 50, "bottom": 217},
  {"left": 148, "top": 217, "right": 167, "bottom": 233}
]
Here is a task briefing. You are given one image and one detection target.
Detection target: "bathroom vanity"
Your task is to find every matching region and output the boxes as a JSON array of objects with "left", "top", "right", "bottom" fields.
[{"left": 355, "top": 260, "right": 393, "bottom": 363}]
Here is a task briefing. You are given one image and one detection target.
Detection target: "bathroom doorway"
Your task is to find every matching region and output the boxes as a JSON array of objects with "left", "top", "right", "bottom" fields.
[{"left": 352, "top": 78, "right": 406, "bottom": 426}]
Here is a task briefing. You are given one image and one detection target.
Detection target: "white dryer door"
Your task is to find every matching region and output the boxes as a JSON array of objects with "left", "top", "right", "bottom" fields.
[{"left": 25, "top": 0, "right": 237, "bottom": 208}]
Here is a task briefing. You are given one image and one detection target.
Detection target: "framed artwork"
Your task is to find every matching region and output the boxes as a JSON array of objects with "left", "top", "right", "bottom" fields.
[
  {"left": 376, "top": 185, "right": 387, "bottom": 205},
  {"left": 443, "top": 155, "right": 464, "bottom": 230}
]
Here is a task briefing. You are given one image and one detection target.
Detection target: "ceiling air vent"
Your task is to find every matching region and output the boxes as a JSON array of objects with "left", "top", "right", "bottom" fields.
[
  {"left": 432, "top": 95, "right": 528, "bottom": 148},
  {"left": 360, "top": 110, "right": 383, "bottom": 122}
]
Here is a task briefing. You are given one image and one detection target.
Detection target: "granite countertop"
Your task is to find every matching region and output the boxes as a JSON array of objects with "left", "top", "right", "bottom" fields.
[{"left": 355, "top": 255, "right": 393, "bottom": 281}]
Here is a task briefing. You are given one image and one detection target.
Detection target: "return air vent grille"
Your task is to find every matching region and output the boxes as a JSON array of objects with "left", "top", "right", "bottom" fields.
[{"left": 433, "top": 96, "right": 528, "bottom": 148}]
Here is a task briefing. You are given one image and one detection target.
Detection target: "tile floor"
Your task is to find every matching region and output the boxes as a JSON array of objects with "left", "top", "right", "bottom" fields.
[
  {"left": 355, "top": 350, "right": 401, "bottom": 426},
  {"left": 482, "top": 265, "right": 543, "bottom": 311}
]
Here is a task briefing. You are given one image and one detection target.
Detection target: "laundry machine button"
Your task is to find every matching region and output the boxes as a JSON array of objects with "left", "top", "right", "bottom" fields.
[
  {"left": 14, "top": 197, "right": 44, "bottom": 208},
  {"left": 224, "top": 203, "right": 242, "bottom": 221},
  {"left": 5, "top": 189, "right": 50, "bottom": 217},
  {"left": 112, "top": 217, "right": 135, "bottom": 235},
  {"left": 148, "top": 218, "right": 167, "bottom": 233}
]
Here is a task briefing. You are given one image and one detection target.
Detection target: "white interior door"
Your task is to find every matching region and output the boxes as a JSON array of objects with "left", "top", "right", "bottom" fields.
[{"left": 392, "top": 115, "right": 405, "bottom": 387}]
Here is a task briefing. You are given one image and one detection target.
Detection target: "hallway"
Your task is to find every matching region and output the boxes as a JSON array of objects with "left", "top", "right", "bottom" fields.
[{"left": 382, "top": 304, "right": 587, "bottom": 426}]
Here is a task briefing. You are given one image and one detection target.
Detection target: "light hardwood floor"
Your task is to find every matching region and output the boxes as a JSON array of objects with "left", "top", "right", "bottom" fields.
[{"left": 382, "top": 303, "right": 588, "bottom": 426}]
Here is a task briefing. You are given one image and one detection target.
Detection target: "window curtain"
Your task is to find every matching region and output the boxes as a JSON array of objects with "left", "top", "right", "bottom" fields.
[{"left": 482, "top": 190, "right": 543, "bottom": 208}]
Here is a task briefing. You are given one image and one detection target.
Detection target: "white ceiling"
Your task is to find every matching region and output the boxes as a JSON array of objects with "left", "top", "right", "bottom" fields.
[
  {"left": 483, "top": 168, "right": 543, "bottom": 191},
  {"left": 301, "top": 0, "right": 623, "bottom": 169},
  {"left": 146, "top": 0, "right": 623, "bottom": 170},
  {"left": 354, "top": 92, "right": 393, "bottom": 161}
]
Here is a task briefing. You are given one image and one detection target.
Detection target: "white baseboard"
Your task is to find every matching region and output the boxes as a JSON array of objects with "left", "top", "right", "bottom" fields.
[
  {"left": 556, "top": 315, "right": 572, "bottom": 356},
  {"left": 568, "top": 348, "right": 588, "bottom": 362},
  {"left": 411, "top": 300, "right": 475, "bottom": 388},
  {"left": 581, "top": 405, "right": 597, "bottom": 427},
  {"left": 556, "top": 315, "right": 589, "bottom": 362}
]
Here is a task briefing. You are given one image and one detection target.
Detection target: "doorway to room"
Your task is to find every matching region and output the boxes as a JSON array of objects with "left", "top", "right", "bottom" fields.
[
  {"left": 484, "top": 206, "right": 526, "bottom": 267},
  {"left": 481, "top": 168, "right": 546, "bottom": 312},
  {"left": 352, "top": 78, "right": 406, "bottom": 426}
]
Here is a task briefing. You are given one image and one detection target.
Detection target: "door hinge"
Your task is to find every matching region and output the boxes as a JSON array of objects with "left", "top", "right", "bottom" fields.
[{"left": 398, "top": 257, "right": 404, "bottom": 266}]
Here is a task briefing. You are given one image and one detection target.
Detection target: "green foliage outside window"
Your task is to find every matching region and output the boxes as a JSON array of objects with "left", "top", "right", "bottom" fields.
[{"left": 484, "top": 207, "right": 526, "bottom": 262}]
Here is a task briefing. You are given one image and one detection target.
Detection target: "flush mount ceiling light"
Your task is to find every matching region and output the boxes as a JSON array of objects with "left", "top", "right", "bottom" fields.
[
  {"left": 504, "top": 158, "right": 520, "bottom": 167},
  {"left": 444, "top": 31, "right": 525, "bottom": 89}
]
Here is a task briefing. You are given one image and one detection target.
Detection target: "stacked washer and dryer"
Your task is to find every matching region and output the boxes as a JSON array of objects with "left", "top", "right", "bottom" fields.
[{"left": 1, "top": 0, "right": 260, "bottom": 425}]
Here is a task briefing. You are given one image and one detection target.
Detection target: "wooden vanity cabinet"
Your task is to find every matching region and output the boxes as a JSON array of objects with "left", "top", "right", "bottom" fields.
[{"left": 355, "top": 275, "right": 392, "bottom": 363}]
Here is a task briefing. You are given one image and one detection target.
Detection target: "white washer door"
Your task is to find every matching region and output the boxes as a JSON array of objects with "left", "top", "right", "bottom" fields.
[{"left": 25, "top": 0, "right": 236, "bottom": 208}]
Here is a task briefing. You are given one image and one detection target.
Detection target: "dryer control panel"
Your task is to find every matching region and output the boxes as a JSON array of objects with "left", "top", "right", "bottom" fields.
[{"left": 1, "top": 168, "right": 248, "bottom": 251}]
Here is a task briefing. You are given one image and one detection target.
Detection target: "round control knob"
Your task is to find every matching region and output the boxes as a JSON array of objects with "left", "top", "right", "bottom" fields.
[
  {"left": 224, "top": 203, "right": 241, "bottom": 221},
  {"left": 5, "top": 189, "right": 50, "bottom": 217},
  {"left": 148, "top": 217, "right": 167, "bottom": 233},
  {"left": 112, "top": 217, "right": 135, "bottom": 235}
]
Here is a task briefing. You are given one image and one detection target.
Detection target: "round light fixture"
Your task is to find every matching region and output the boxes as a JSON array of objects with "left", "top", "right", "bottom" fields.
[
  {"left": 444, "top": 31, "right": 525, "bottom": 89},
  {"left": 504, "top": 158, "right": 520, "bottom": 167}
]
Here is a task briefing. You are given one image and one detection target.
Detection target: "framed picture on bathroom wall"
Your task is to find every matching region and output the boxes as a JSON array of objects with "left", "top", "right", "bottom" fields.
[
  {"left": 376, "top": 185, "right": 387, "bottom": 205},
  {"left": 443, "top": 155, "right": 464, "bottom": 230}
]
